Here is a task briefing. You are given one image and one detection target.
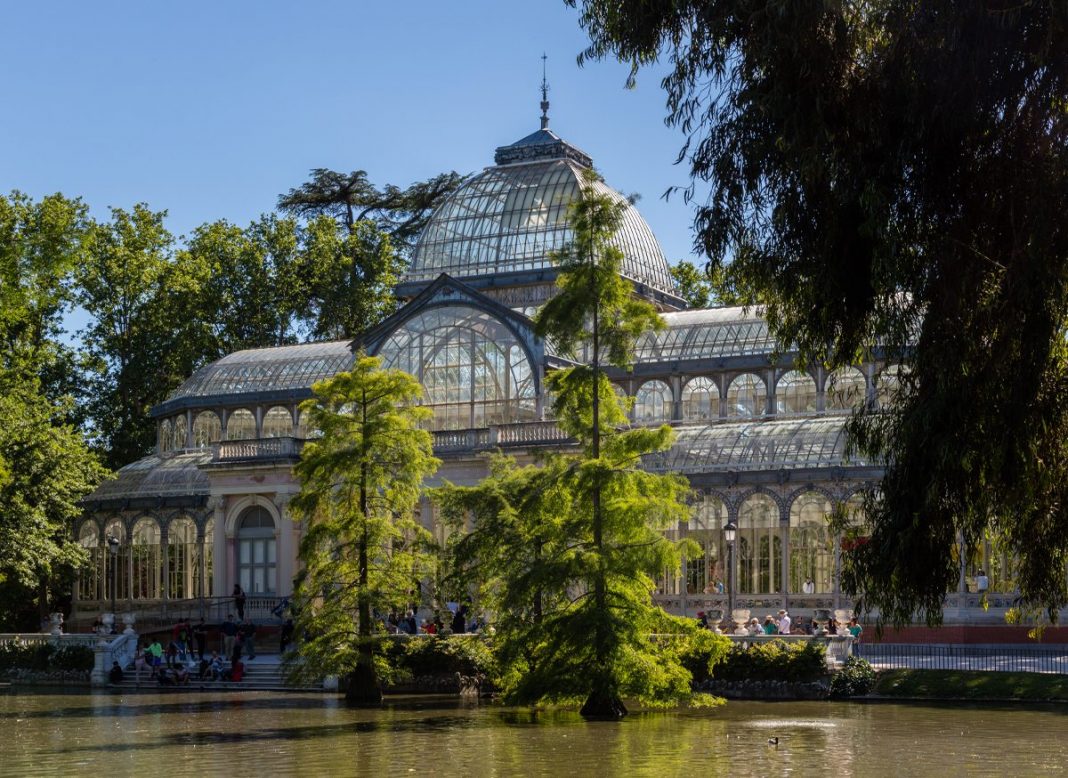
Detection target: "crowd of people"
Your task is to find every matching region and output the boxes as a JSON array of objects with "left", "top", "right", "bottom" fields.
[
  {"left": 381, "top": 603, "right": 487, "bottom": 636},
  {"left": 696, "top": 609, "right": 863, "bottom": 640}
]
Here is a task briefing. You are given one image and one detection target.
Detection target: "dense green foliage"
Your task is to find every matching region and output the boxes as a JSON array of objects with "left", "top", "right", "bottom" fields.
[
  {"left": 0, "top": 193, "right": 107, "bottom": 626},
  {"left": 669, "top": 260, "right": 753, "bottom": 309},
  {"left": 572, "top": 1, "right": 1068, "bottom": 624},
  {"left": 437, "top": 170, "right": 710, "bottom": 716},
  {"left": 0, "top": 641, "right": 94, "bottom": 673},
  {"left": 829, "top": 656, "right": 876, "bottom": 698},
  {"left": 287, "top": 356, "right": 439, "bottom": 704},
  {"left": 874, "top": 668, "right": 1068, "bottom": 702},
  {"left": 378, "top": 635, "right": 498, "bottom": 686},
  {"left": 713, "top": 640, "right": 828, "bottom": 684},
  {"left": 277, "top": 168, "right": 462, "bottom": 256}
]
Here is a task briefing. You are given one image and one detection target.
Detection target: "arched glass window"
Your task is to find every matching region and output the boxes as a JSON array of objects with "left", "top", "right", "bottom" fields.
[
  {"left": 226, "top": 409, "right": 257, "bottom": 440},
  {"left": 876, "top": 364, "right": 908, "bottom": 409},
  {"left": 159, "top": 419, "right": 172, "bottom": 453},
  {"left": 170, "top": 417, "right": 188, "bottom": 450},
  {"left": 776, "top": 371, "right": 817, "bottom": 415},
  {"left": 376, "top": 305, "right": 537, "bottom": 430},
  {"left": 131, "top": 518, "right": 162, "bottom": 600},
  {"left": 237, "top": 506, "right": 276, "bottom": 595},
  {"left": 681, "top": 377, "right": 719, "bottom": 421},
  {"left": 77, "top": 522, "right": 101, "bottom": 601},
  {"left": 192, "top": 411, "right": 222, "bottom": 448},
  {"left": 688, "top": 494, "right": 727, "bottom": 594},
  {"left": 726, "top": 373, "right": 767, "bottom": 418},
  {"left": 168, "top": 517, "right": 199, "bottom": 600},
  {"left": 203, "top": 518, "right": 215, "bottom": 597},
  {"left": 738, "top": 494, "right": 781, "bottom": 594},
  {"left": 788, "top": 492, "right": 833, "bottom": 594},
  {"left": 633, "top": 380, "right": 672, "bottom": 423},
  {"left": 262, "top": 406, "right": 293, "bottom": 438},
  {"left": 825, "top": 367, "right": 867, "bottom": 411},
  {"left": 103, "top": 519, "right": 129, "bottom": 604}
]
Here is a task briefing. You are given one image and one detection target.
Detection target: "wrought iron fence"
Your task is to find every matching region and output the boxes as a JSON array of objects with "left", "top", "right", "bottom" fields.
[{"left": 860, "top": 643, "right": 1068, "bottom": 675}]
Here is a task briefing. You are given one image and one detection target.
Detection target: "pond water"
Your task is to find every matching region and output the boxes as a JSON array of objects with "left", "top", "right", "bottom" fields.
[{"left": 1, "top": 690, "right": 1065, "bottom": 777}]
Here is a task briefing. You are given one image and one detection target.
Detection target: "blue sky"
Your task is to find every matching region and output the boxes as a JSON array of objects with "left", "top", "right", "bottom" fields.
[{"left": 2, "top": 2, "right": 702, "bottom": 267}]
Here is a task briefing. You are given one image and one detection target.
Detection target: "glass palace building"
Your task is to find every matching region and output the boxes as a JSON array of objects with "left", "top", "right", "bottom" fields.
[{"left": 73, "top": 115, "right": 1016, "bottom": 629}]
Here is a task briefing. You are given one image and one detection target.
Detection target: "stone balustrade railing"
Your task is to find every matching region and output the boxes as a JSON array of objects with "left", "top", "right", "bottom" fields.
[{"left": 215, "top": 437, "right": 304, "bottom": 462}]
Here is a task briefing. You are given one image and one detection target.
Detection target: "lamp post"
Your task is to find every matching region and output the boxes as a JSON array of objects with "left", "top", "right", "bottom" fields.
[
  {"left": 106, "top": 534, "right": 120, "bottom": 624},
  {"left": 724, "top": 520, "right": 737, "bottom": 628}
]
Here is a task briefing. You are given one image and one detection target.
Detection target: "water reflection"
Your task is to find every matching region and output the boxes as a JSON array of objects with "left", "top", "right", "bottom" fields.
[{"left": 2, "top": 691, "right": 1066, "bottom": 777}]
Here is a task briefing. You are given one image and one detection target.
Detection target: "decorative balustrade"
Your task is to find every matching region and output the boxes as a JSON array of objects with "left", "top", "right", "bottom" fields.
[
  {"left": 215, "top": 437, "right": 304, "bottom": 462},
  {"left": 493, "top": 420, "right": 572, "bottom": 445}
]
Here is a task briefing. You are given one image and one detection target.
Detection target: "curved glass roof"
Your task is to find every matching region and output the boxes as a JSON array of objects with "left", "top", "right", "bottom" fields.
[
  {"left": 166, "top": 340, "right": 354, "bottom": 402},
  {"left": 406, "top": 158, "right": 677, "bottom": 296},
  {"left": 84, "top": 451, "right": 212, "bottom": 504},
  {"left": 634, "top": 307, "right": 779, "bottom": 364},
  {"left": 642, "top": 417, "right": 863, "bottom": 474}
]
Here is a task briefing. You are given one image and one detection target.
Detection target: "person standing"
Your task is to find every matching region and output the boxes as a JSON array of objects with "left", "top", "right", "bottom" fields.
[
  {"left": 280, "top": 617, "right": 295, "bottom": 654},
  {"left": 777, "top": 609, "right": 792, "bottom": 635},
  {"left": 232, "top": 584, "right": 246, "bottom": 621},
  {"left": 192, "top": 618, "right": 208, "bottom": 661},
  {"left": 802, "top": 577, "right": 815, "bottom": 595},
  {"left": 147, "top": 637, "right": 164, "bottom": 678},
  {"left": 221, "top": 614, "right": 238, "bottom": 659},
  {"left": 240, "top": 619, "right": 257, "bottom": 660}
]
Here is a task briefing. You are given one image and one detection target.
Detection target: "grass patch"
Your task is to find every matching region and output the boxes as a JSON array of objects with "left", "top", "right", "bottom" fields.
[{"left": 874, "top": 669, "right": 1068, "bottom": 702}]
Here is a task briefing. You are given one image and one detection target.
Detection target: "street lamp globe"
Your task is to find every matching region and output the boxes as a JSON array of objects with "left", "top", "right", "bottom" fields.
[{"left": 723, "top": 520, "right": 737, "bottom": 544}]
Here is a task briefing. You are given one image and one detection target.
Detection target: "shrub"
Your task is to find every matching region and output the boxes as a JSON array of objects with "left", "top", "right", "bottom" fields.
[
  {"left": 380, "top": 636, "right": 498, "bottom": 684},
  {"left": 53, "top": 645, "right": 94, "bottom": 672},
  {"left": 829, "top": 656, "right": 876, "bottom": 698},
  {"left": 674, "top": 630, "right": 733, "bottom": 684},
  {"left": 0, "top": 642, "right": 53, "bottom": 672},
  {"left": 712, "top": 639, "right": 828, "bottom": 683}
]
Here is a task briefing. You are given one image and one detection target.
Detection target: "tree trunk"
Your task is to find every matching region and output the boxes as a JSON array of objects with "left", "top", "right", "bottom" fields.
[
  {"left": 347, "top": 394, "right": 382, "bottom": 706},
  {"left": 579, "top": 692, "right": 628, "bottom": 719}
]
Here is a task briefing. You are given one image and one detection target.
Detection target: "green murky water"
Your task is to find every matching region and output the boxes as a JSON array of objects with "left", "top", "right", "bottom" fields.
[{"left": 2, "top": 690, "right": 1065, "bottom": 776}]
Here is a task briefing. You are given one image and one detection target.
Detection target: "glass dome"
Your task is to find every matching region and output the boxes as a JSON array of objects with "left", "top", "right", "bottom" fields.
[{"left": 406, "top": 157, "right": 678, "bottom": 297}]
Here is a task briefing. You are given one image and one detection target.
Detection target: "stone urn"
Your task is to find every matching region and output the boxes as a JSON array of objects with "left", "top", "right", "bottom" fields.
[
  {"left": 100, "top": 612, "right": 115, "bottom": 635},
  {"left": 731, "top": 609, "right": 751, "bottom": 634},
  {"left": 49, "top": 612, "right": 64, "bottom": 636},
  {"left": 834, "top": 609, "right": 853, "bottom": 632},
  {"left": 706, "top": 608, "right": 724, "bottom": 634},
  {"left": 812, "top": 608, "right": 832, "bottom": 636},
  {"left": 121, "top": 612, "right": 137, "bottom": 635}
]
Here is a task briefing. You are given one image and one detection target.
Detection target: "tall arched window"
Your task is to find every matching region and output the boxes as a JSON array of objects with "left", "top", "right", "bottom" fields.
[
  {"left": 375, "top": 305, "right": 537, "bottom": 430},
  {"left": 226, "top": 409, "right": 257, "bottom": 440},
  {"left": 192, "top": 411, "right": 222, "bottom": 448},
  {"left": 788, "top": 492, "right": 833, "bottom": 593},
  {"left": 681, "top": 377, "right": 719, "bottom": 421},
  {"left": 825, "top": 367, "right": 867, "bottom": 411},
  {"left": 726, "top": 373, "right": 767, "bottom": 418},
  {"left": 159, "top": 419, "right": 173, "bottom": 453},
  {"left": 168, "top": 517, "right": 199, "bottom": 600},
  {"left": 876, "top": 365, "right": 908, "bottom": 409},
  {"left": 633, "top": 380, "right": 672, "bottom": 423},
  {"left": 170, "top": 418, "right": 188, "bottom": 450},
  {"left": 202, "top": 518, "right": 215, "bottom": 597},
  {"left": 77, "top": 522, "right": 101, "bottom": 601},
  {"left": 738, "top": 494, "right": 781, "bottom": 594},
  {"left": 688, "top": 494, "right": 727, "bottom": 594},
  {"left": 131, "top": 518, "right": 162, "bottom": 600},
  {"left": 237, "top": 506, "right": 276, "bottom": 595},
  {"left": 776, "top": 371, "right": 817, "bottom": 415},
  {"left": 262, "top": 406, "right": 293, "bottom": 437},
  {"left": 103, "top": 519, "right": 129, "bottom": 604}
]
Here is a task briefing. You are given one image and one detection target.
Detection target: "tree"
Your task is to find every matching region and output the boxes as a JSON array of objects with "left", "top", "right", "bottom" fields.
[
  {"left": 278, "top": 169, "right": 463, "bottom": 256},
  {"left": 0, "top": 191, "right": 91, "bottom": 410},
  {"left": 78, "top": 204, "right": 176, "bottom": 468},
  {"left": 0, "top": 370, "right": 107, "bottom": 628},
  {"left": 669, "top": 259, "right": 754, "bottom": 308},
  {"left": 572, "top": 2, "right": 1068, "bottom": 624},
  {"left": 437, "top": 169, "right": 715, "bottom": 717},
  {"left": 297, "top": 216, "right": 404, "bottom": 340},
  {"left": 288, "top": 355, "right": 439, "bottom": 705}
]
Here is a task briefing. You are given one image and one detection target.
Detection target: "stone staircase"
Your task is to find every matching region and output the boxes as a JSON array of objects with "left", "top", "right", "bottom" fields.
[{"left": 111, "top": 656, "right": 324, "bottom": 692}]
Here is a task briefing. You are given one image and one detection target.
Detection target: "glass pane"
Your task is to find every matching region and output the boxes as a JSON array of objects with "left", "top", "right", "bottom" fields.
[
  {"left": 240, "top": 540, "right": 251, "bottom": 564},
  {"left": 267, "top": 540, "right": 276, "bottom": 564},
  {"left": 254, "top": 541, "right": 264, "bottom": 565},
  {"left": 253, "top": 568, "right": 264, "bottom": 593}
]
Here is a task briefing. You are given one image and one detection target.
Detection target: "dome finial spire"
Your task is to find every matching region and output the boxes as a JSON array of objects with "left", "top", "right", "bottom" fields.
[{"left": 540, "top": 53, "right": 550, "bottom": 130}]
